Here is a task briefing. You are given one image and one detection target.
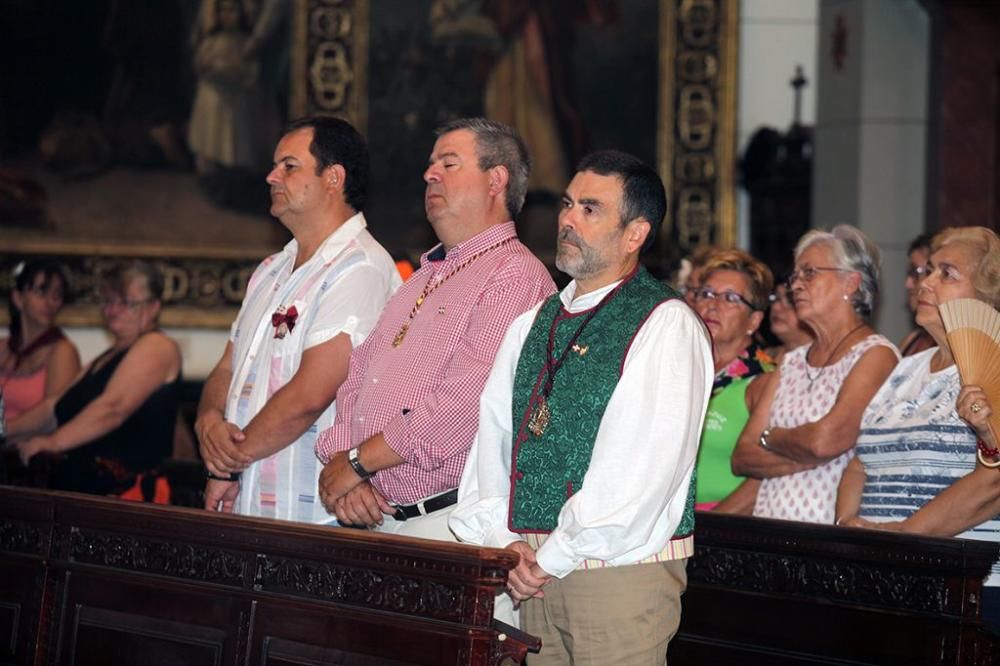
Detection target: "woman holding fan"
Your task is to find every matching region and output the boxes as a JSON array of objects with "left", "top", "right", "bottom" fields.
[{"left": 835, "top": 226, "right": 1000, "bottom": 624}]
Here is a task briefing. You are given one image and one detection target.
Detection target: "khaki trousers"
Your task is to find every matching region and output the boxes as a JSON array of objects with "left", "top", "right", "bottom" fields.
[{"left": 522, "top": 559, "right": 687, "bottom": 666}]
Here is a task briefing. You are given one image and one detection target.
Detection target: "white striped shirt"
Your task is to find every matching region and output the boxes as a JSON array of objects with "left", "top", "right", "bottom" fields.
[
  {"left": 856, "top": 348, "right": 1000, "bottom": 586},
  {"left": 229, "top": 213, "right": 401, "bottom": 523}
]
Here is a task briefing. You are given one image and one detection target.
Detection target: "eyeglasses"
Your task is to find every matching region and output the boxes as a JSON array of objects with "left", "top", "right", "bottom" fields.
[
  {"left": 788, "top": 266, "right": 853, "bottom": 285},
  {"left": 907, "top": 265, "right": 930, "bottom": 280},
  {"left": 768, "top": 289, "right": 793, "bottom": 307},
  {"left": 694, "top": 287, "right": 757, "bottom": 310},
  {"left": 101, "top": 297, "right": 152, "bottom": 310}
]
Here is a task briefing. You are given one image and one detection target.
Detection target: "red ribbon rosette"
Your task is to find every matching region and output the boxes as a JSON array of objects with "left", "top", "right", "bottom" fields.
[{"left": 271, "top": 305, "right": 298, "bottom": 339}]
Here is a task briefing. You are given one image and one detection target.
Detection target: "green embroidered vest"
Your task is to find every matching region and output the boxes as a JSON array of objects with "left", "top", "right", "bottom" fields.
[{"left": 508, "top": 267, "right": 696, "bottom": 535}]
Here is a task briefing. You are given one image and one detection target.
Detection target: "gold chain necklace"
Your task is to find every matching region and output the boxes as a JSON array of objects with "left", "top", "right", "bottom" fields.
[
  {"left": 805, "top": 321, "right": 867, "bottom": 391},
  {"left": 392, "top": 238, "right": 513, "bottom": 347}
]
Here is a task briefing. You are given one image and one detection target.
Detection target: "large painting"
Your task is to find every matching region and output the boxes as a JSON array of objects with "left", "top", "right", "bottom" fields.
[
  {"left": 0, "top": 0, "right": 295, "bottom": 328},
  {"left": 293, "top": 0, "right": 738, "bottom": 269},
  {"left": 0, "top": 0, "right": 736, "bottom": 328}
]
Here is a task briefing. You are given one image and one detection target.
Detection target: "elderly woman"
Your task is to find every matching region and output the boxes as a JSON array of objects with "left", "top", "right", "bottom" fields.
[
  {"left": 692, "top": 250, "right": 776, "bottom": 512},
  {"left": 836, "top": 227, "right": 1000, "bottom": 620},
  {"left": 765, "top": 279, "right": 813, "bottom": 364},
  {"left": 731, "top": 225, "right": 899, "bottom": 524},
  {"left": 1, "top": 260, "right": 80, "bottom": 420},
  {"left": 9, "top": 261, "right": 182, "bottom": 500}
]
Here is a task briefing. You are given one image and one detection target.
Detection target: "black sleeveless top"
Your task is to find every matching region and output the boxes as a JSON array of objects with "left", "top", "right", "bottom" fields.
[{"left": 51, "top": 338, "right": 181, "bottom": 495}]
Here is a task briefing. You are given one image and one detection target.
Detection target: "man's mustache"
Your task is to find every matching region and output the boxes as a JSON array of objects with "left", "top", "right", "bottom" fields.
[{"left": 559, "top": 228, "right": 583, "bottom": 247}]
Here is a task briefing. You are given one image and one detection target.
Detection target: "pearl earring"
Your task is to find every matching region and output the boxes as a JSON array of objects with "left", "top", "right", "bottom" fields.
[{"left": 842, "top": 294, "right": 849, "bottom": 301}]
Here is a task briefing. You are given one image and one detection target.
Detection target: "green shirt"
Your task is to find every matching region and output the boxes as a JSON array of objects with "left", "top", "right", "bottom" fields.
[{"left": 695, "top": 376, "right": 752, "bottom": 505}]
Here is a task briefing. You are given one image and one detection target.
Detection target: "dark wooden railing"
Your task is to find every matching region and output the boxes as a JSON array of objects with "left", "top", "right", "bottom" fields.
[
  {"left": 674, "top": 511, "right": 1000, "bottom": 665},
  {"left": 0, "top": 487, "right": 538, "bottom": 665},
  {"left": 4, "top": 488, "right": 997, "bottom": 665}
]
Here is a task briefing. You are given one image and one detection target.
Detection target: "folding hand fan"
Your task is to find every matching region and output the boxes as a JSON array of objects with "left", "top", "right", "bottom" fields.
[{"left": 938, "top": 298, "right": 1000, "bottom": 449}]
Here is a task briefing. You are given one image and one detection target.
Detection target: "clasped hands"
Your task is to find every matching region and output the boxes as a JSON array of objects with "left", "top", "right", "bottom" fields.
[
  {"left": 504, "top": 541, "right": 551, "bottom": 605},
  {"left": 195, "top": 411, "right": 251, "bottom": 512},
  {"left": 196, "top": 410, "right": 251, "bottom": 478},
  {"left": 318, "top": 453, "right": 395, "bottom": 527}
]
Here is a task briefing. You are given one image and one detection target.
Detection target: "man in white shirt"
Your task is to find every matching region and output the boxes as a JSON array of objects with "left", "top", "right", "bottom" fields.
[
  {"left": 450, "top": 150, "right": 713, "bottom": 664},
  {"left": 195, "top": 116, "right": 400, "bottom": 523}
]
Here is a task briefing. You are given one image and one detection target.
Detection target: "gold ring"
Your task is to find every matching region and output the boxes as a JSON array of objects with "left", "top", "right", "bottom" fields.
[{"left": 972, "top": 402, "right": 983, "bottom": 414}]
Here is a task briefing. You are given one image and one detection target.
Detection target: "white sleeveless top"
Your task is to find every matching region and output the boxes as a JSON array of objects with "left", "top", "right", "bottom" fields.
[{"left": 753, "top": 334, "right": 898, "bottom": 524}]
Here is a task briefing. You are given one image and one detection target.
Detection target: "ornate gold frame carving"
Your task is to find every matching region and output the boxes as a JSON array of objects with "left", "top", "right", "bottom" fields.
[
  {"left": 291, "top": 0, "right": 370, "bottom": 133},
  {"left": 0, "top": 240, "right": 258, "bottom": 329},
  {"left": 659, "top": 0, "right": 739, "bottom": 253}
]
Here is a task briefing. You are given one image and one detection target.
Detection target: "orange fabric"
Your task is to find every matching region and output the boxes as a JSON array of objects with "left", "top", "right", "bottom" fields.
[
  {"left": 117, "top": 474, "right": 172, "bottom": 505},
  {"left": 395, "top": 259, "right": 414, "bottom": 281}
]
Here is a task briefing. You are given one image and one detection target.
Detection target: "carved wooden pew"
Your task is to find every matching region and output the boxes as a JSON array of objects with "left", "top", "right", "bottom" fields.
[
  {"left": 673, "top": 512, "right": 1000, "bottom": 665},
  {"left": 0, "top": 487, "right": 539, "bottom": 665}
]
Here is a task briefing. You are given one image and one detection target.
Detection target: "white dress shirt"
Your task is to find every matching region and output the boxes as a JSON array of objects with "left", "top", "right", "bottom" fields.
[{"left": 229, "top": 213, "right": 401, "bottom": 522}]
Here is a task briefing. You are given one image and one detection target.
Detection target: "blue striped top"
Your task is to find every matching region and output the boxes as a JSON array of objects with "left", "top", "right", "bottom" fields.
[{"left": 856, "top": 348, "right": 1000, "bottom": 586}]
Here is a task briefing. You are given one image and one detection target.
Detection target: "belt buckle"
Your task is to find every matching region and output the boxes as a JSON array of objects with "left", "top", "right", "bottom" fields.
[{"left": 392, "top": 507, "right": 408, "bottom": 522}]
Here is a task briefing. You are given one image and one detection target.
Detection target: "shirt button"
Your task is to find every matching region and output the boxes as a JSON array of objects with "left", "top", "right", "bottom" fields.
[
  {"left": 372, "top": 377, "right": 378, "bottom": 384},
  {"left": 514, "top": 471, "right": 524, "bottom": 480}
]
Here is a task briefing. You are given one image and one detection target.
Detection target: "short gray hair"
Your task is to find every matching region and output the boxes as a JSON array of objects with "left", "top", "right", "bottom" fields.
[
  {"left": 794, "top": 225, "right": 881, "bottom": 319},
  {"left": 435, "top": 117, "right": 531, "bottom": 221}
]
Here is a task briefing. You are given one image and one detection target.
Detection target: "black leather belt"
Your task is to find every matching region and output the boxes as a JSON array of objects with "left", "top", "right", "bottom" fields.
[{"left": 392, "top": 489, "right": 459, "bottom": 521}]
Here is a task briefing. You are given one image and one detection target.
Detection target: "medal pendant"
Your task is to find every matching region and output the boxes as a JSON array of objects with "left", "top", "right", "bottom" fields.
[
  {"left": 527, "top": 397, "right": 551, "bottom": 437},
  {"left": 392, "top": 325, "right": 409, "bottom": 348}
]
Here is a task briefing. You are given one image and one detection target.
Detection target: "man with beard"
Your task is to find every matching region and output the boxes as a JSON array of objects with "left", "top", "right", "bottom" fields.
[
  {"left": 450, "top": 150, "right": 713, "bottom": 664},
  {"left": 314, "top": 118, "right": 555, "bottom": 540},
  {"left": 196, "top": 116, "right": 400, "bottom": 522}
]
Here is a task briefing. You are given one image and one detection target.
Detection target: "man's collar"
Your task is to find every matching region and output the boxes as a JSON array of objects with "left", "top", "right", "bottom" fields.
[
  {"left": 421, "top": 221, "right": 518, "bottom": 264},
  {"left": 284, "top": 212, "right": 368, "bottom": 263},
  {"left": 559, "top": 279, "right": 623, "bottom": 312}
]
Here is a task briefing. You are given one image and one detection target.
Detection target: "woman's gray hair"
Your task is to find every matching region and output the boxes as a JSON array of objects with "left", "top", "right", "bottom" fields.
[{"left": 794, "top": 225, "right": 881, "bottom": 319}]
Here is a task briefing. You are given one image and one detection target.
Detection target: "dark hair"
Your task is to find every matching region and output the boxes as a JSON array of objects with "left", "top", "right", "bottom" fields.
[
  {"left": 435, "top": 117, "right": 531, "bottom": 221},
  {"left": 102, "top": 260, "right": 165, "bottom": 302},
  {"left": 8, "top": 259, "right": 69, "bottom": 349},
  {"left": 283, "top": 116, "right": 370, "bottom": 211},
  {"left": 908, "top": 231, "right": 934, "bottom": 255},
  {"left": 576, "top": 150, "right": 667, "bottom": 254}
]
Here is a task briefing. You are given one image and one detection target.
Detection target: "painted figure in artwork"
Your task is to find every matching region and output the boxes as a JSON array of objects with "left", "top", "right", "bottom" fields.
[{"left": 187, "top": 0, "right": 280, "bottom": 174}]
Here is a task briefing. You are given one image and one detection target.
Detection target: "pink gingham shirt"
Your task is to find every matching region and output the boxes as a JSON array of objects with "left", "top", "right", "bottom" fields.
[{"left": 315, "top": 222, "right": 556, "bottom": 504}]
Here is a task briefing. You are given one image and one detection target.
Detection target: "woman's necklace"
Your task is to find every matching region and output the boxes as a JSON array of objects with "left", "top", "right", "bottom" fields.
[
  {"left": 804, "top": 322, "right": 868, "bottom": 391},
  {"left": 392, "top": 238, "right": 512, "bottom": 347}
]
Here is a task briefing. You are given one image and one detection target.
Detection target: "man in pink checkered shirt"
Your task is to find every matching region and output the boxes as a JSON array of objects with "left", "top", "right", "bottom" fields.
[{"left": 314, "top": 118, "right": 555, "bottom": 541}]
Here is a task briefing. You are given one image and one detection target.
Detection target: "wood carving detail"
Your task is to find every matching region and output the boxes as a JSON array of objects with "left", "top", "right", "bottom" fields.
[
  {"left": 255, "top": 554, "right": 466, "bottom": 621},
  {"left": 0, "top": 519, "right": 43, "bottom": 555},
  {"left": 69, "top": 528, "right": 246, "bottom": 586},
  {"left": 689, "top": 545, "right": 950, "bottom": 613}
]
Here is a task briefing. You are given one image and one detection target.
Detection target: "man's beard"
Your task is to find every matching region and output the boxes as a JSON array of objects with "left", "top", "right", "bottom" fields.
[{"left": 555, "top": 228, "right": 611, "bottom": 279}]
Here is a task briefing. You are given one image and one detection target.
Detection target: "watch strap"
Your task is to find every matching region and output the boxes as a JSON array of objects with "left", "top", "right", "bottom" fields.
[{"left": 348, "top": 447, "right": 374, "bottom": 480}]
